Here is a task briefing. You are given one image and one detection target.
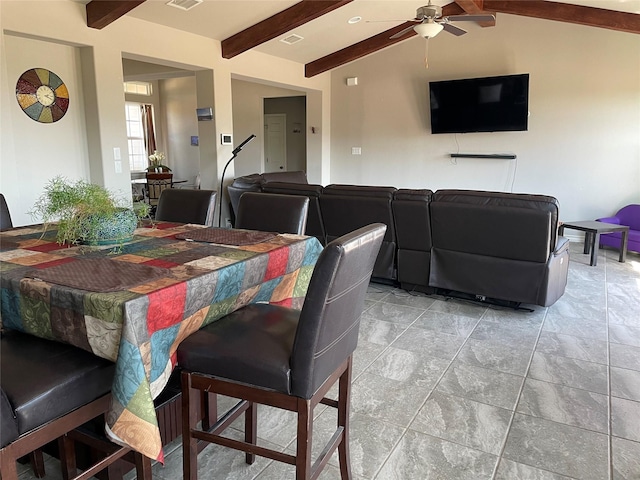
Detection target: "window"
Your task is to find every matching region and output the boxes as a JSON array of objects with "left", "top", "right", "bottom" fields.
[
  {"left": 124, "top": 81, "right": 152, "bottom": 96},
  {"left": 125, "top": 103, "right": 148, "bottom": 172}
]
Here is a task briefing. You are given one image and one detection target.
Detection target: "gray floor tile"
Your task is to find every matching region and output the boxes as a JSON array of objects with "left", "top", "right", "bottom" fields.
[
  {"left": 436, "top": 361, "right": 524, "bottom": 410},
  {"left": 610, "top": 324, "right": 640, "bottom": 348},
  {"left": 503, "top": 413, "right": 609, "bottom": 480},
  {"left": 610, "top": 342, "right": 640, "bottom": 371},
  {"left": 380, "top": 289, "right": 437, "bottom": 310},
  {"left": 481, "top": 306, "right": 547, "bottom": 329},
  {"left": 456, "top": 337, "right": 533, "bottom": 376},
  {"left": 517, "top": 378, "right": 609, "bottom": 433},
  {"left": 536, "top": 331, "right": 608, "bottom": 364},
  {"left": 428, "top": 298, "right": 487, "bottom": 320},
  {"left": 350, "top": 372, "right": 432, "bottom": 428},
  {"left": 470, "top": 320, "right": 540, "bottom": 347},
  {"left": 376, "top": 429, "right": 497, "bottom": 480},
  {"left": 412, "top": 310, "right": 479, "bottom": 336},
  {"left": 363, "top": 301, "right": 425, "bottom": 325},
  {"left": 365, "top": 346, "right": 449, "bottom": 388},
  {"left": 611, "top": 366, "right": 640, "bottom": 401},
  {"left": 391, "top": 326, "right": 466, "bottom": 361},
  {"left": 542, "top": 313, "right": 608, "bottom": 341},
  {"left": 546, "top": 290, "right": 607, "bottom": 321},
  {"left": 410, "top": 391, "right": 512, "bottom": 455},
  {"left": 611, "top": 397, "right": 640, "bottom": 442},
  {"left": 612, "top": 437, "right": 640, "bottom": 480},
  {"left": 358, "top": 316, "right": 407, "bottom": 346},
  {"left": 495, "top": 458, "right": 576, "bottom": 479},
  {"left": 528, "top": 352, "right": 609, "bottom": 394}
]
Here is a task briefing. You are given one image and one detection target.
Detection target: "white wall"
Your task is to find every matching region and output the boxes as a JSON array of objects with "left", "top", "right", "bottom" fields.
[
  {"left": 0, "top": 0, "right": 331, "bottom": 227},
  {"left": 231, "top": 79, "right": 310, "bottom": 178},
  {"left": 1, "top": 34, "right": 91, "bottom": 226},
  {"left": 330, "top": 14, "right": 640, "bottom": 222},
  {"left": 160, "top": 77, "right": 200, "bottom": 186}
]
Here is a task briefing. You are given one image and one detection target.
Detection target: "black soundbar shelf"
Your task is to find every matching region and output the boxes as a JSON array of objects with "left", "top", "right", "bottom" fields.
[{"left": 450, "top": 153, "right": 516, "bottom": 160}]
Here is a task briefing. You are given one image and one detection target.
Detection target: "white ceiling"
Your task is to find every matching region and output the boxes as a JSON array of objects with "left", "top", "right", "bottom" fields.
[{"left": 113, "top": 0, "right": 640, "bottom": 64}]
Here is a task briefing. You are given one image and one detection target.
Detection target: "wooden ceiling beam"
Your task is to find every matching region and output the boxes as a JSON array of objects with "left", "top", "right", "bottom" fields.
[
  {"left": 222, "top": 0, "right": 353, "bottom": 59},
  {"left": 455, "top": 0, "right": 496, "bottom": 27},
  {"left": 305, "top": 3, "right": 462, "bottom": 77},
  {"left": 86, "top": 1, "right": 146, "bottom": 30},
  {"left": 483, "top": 0, "right": 640, "bottom": 34}
]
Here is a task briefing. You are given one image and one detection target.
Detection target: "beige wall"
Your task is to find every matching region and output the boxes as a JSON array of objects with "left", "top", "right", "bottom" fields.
[
  {"left": 0, "top": 0, "right": 330, "bottom": 226},
  {"left": 330, "top": 14, "right": 640, "bottom": 222}
]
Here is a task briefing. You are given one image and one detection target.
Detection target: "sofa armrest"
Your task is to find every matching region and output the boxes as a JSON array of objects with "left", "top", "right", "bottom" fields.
[
  {"left": 554, "top": 235, "right": 570, "bottom": 255},
  {"left": 596, "top": 216, "right": 620, "bottom": 225}
]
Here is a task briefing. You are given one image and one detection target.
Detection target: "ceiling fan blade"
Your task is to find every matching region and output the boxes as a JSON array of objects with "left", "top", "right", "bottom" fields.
[
  {"left": 444, "top": 14, "right": 495, "bottom": 22},
  {"left": 390, "top": 24, "right": 419, "bottom": 39},
  {"left": 442, "top": 23, "right": 467, "bottom": 36}
]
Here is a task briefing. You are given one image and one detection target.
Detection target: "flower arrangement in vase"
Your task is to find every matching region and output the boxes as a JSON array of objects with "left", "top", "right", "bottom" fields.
[{"left": 147, "top": 151, "right": 171, "bottom": 172}]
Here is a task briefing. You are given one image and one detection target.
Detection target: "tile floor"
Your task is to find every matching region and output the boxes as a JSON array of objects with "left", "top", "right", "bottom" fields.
[{"left": 16, "top": 243, "right": 640, "bottom": 479}]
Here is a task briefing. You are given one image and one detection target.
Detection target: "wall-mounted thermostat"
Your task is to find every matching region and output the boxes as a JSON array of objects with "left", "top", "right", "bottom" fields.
[{"left": 221, "top": 134, "right": 232, "bottom": 145}]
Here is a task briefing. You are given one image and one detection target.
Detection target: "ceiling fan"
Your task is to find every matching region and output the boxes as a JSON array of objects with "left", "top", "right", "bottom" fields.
[{"left": 390, "top": 2, "right": 496, "bottom": 40}]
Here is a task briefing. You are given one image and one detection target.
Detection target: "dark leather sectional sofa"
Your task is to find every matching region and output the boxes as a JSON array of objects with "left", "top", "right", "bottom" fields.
[{"left": 227, "top": 172, "right": 570, "bottom": 307}]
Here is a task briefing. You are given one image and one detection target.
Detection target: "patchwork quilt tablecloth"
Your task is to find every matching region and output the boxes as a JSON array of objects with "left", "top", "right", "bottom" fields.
[{"left": 0, "top": 222, "right": 323, "bottom": 462}]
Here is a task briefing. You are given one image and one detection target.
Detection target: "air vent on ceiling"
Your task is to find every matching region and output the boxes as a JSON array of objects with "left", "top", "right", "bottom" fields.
[
  {"left": 166, "top": 0, "right": 202, "bottom": 11},
  {"left": 280, "top": 34, "right": 304, "bottom": 45}
]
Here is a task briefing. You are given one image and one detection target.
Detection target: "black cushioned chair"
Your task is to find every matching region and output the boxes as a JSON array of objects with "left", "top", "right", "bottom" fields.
[
  {"left": 235, "top": 192, "right": 309, "bottom": 235},
  {"left": 429, "top": 189, "right": 570, "bottom": 307},
  {"left": 0, "top": 194, "right": 13, "bottom": 231},
  {"left": 392, "top": 189, "right": 434, "bottom": 293},
  {"left": 177, "top": 224, "right": 386, "bottom": 480},
  {"left": 0, "top": 330, "right": 152, "bottom": 480},
  {"left": 262, "top": 182, "right": 326, "bottom": 245},
  {"left": 320, "top": 184, "right": 398, "bottom": 282},
  {"left": 155, "top": 188, "right": 216, "bottom": 226}
]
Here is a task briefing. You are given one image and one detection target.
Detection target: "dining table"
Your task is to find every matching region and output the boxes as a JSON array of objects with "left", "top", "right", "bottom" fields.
[{"left": 0, "top": 221, "right": 323, "bottom": 463}]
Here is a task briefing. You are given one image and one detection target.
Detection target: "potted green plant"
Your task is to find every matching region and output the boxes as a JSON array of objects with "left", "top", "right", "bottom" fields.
[{"left": 31, "top": 176, "right": 151, "bottom": 246}]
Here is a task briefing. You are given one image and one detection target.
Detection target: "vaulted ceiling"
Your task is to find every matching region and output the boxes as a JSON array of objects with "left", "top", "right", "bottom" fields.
[{"left": 85, "top": 0, "right": 640, "bottom": 77}]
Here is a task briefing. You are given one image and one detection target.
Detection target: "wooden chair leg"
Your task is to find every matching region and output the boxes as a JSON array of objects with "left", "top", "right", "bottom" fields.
[
  {"left": 295, "top": 398, "right": 313, "bottom": 480},
  {"left": 337, "top": 359, "right": 353, "bottom": 480},
  {"left": 244, "top": 402, "right": 257, "bottom": 465},
  {"left": 134, "top": 451, "right": 153, "bottom": 480},
  {"left": 182, "top": 372, "right": 200, "bottom": 480},
  {"left": 58, "top": 434, "right": 77, "bottom": 480},
  {"left": 29, "top": 449, "right": 46, "bottom": 478}
]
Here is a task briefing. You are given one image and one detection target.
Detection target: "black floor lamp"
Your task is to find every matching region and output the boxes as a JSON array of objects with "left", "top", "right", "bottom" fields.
[{"left": 217, "top": 134, "right": 256, "bottom": 227}]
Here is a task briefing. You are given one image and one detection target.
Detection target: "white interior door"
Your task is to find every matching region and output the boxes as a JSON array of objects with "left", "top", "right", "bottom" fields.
[{"left": 264, "top": 114, "right": 287, "bottom": 173}]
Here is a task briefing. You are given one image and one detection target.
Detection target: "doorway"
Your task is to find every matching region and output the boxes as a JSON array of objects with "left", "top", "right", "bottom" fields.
[
  {"left": 263, "top": 96, "right": 307, "bottom": 173},
  {"left": 264, "top": 114, "right": 287, "bottom": 173}
]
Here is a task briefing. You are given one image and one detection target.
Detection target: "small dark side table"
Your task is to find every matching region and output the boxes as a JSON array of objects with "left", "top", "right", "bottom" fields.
[{"left": 559, "top": 220, "right": 629, "bottom": 266}]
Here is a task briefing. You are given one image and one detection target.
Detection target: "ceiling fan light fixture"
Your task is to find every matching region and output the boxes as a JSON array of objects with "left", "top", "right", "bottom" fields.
[{"left": 413, "top": 22, "right": 444, "bottom": 38}]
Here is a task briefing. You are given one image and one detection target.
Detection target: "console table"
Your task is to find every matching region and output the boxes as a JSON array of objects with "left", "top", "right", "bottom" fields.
[{"left": 559, "top": 220, "right": 629, "bottom": 266}]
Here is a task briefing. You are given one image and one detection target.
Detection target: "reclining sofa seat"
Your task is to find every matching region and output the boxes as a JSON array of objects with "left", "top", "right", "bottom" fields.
[
  {"left": 429, "top": 189, "right": 570, "bottom": 307},
  {"left": 227, "top": 171, "right": 308, "bottom": 222},
  {"left": 392, "top": 189, "right": 435, "bottom": 293},
  {"left": 261, "top": 181, "right": 326, "bottom": 245},
  {"left": 320, "top": 184, "right": 398, "bottom": 282}
]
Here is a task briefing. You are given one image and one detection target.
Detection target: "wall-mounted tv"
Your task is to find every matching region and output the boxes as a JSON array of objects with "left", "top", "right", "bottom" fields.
[{"left": 429, "top": 73, "right": 529, "bottom": 134}]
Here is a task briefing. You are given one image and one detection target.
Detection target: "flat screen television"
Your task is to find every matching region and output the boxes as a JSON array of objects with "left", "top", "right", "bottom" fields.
[{"left": 429, "top": 73, "right": 529, "bottom": 134}]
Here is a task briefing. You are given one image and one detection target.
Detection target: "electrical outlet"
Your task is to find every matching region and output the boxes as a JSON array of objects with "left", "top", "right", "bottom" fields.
[
  {"left": 351, "top": 147, "right": 362, "bottom": 155},
  {"left": 225, "top": 218, "right": 232, "bottom": 228}
]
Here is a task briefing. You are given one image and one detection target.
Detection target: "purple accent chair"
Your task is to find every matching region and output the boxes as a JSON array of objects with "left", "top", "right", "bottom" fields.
[{"left": 597, "top": 204, "right": 640, "bottom": 254}]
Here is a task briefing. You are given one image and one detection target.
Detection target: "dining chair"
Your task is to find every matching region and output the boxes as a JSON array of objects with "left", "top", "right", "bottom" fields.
[
  {"left": 177, "top": 223, "right": 386, "bottom": 480},
  {"left": 145, "top": 172, "right": 173, "bottom": 212},
  {"left": 0, "top": 193, "right": 13, "bottom": 231},
  {"left": 235, "top": 192, "right": 309, "bottom": 234},
  {"left": 155, "top": 188, "right": 216, "bottom": 226},
  {"left": 0, "top": 330, "right": 152, "bottom": 480}
]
